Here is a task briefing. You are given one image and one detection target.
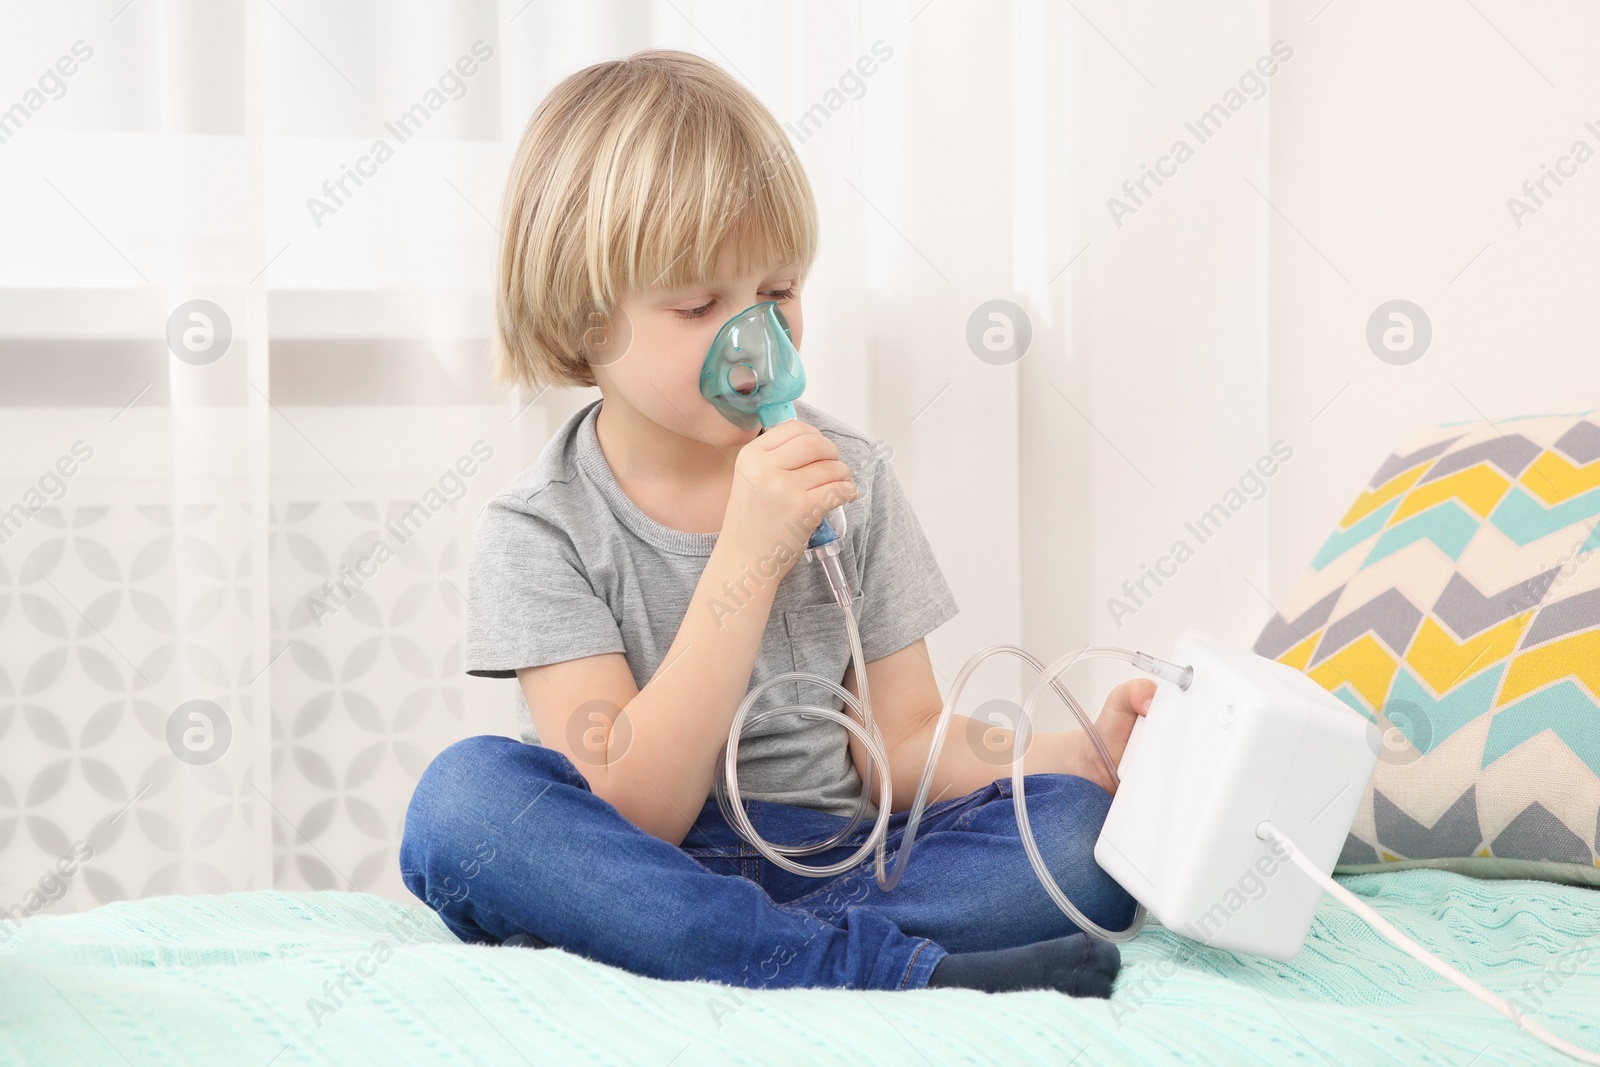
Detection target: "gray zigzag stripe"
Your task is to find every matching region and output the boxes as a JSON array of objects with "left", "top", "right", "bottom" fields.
[
  {"left": 1490, "top": 802, "right": 1593, "bottom": 865},
  {"left": 1374, "top": 785, "right": 1481, "bottom": 860},
  {"left": 1337, "top": 835, "right": 1379, "bottom": 865},
  {"left": 1433, "top": 568, "right": 1561, "bottom": 640},
  {"left": 1522, "top": 585, "right": 1600, "bottom": 648},
  {"left": 1553, "top": 420, "right": 1600, "bottom": 465},
  {"left": 1418, "top": 435, "right": 1537, "bottom": 483},
  {"left": 1252, "top": 585, "right": 1344, "bottom": 660},
  {"left": 1367, "top": 437, "right": 1462, "bottom": 489},
  {"left": 1309, "top": 588, "right": 1423, "bottom": 665}
]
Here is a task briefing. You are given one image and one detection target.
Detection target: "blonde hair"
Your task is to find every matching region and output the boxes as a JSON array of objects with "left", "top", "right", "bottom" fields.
[{"left": 494, "top": 49, "right": 819, "bottom": 392}]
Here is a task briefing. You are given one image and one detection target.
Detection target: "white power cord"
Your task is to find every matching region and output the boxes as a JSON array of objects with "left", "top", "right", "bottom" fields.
[{"left": 1257, "top": 821, "right": 1600, "bottom": 1065}]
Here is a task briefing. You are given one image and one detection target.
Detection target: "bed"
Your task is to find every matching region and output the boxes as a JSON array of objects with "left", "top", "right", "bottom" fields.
[{"left": 4, "top": 868, "right": 1596, "bottom": 1065}]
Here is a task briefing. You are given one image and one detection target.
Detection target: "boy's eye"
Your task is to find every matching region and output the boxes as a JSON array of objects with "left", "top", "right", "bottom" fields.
[{"left": 672, "top": 286, "right": 797, "bottom": 322}]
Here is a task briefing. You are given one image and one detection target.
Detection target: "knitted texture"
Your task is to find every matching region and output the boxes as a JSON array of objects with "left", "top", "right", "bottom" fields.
[{"left": 3, "top": 871, "right": 1597, "bottom": 1065}]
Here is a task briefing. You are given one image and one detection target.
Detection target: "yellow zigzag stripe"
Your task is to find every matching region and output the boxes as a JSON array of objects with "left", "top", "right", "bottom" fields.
[
  {"left": 1277, "top": 632, "right": 1320, "bottom": 672},
  {"left": 1308, "top": 635, "right": 1397, "bottom": 711},
  {"left": 1340, "top": 466, "right": 1427, "bottom": 528},
  {"left": 1389, "top": 465, "right": 1511, "bottom": 525},
  {"left": 1522, "top": 451, "right": 1600, "bottom": 505},
  {"left": 1405, "top": 614, "right": 1529, "bottom": 695},
  {"left": 1497, "top": 630, "right": 1600, "bottom": 707}
]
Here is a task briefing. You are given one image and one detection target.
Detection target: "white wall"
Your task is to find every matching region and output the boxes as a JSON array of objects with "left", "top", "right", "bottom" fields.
[
  {"left": 1020, "top": 1, "right": 1600, "bottom": 713},
  {"left": 1267, "top": 0, "right": 1600, "bottom": 598}
]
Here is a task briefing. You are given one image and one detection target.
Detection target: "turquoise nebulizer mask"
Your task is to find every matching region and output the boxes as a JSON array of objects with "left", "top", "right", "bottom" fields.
[
  {"left": 699, "top": 300, "right": 805, "bottom": 431},
  {"left": 699, "top": 300, "right": 840, "bottom": 550}
]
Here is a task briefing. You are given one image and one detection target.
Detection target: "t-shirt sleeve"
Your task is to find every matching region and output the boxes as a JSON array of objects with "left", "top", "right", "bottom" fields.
[
  {"left": 851, "top": 456, "right": 960, "bottom": 662},
  {"left": 464, "top": 496, "right": 626, "bottom": 679}
]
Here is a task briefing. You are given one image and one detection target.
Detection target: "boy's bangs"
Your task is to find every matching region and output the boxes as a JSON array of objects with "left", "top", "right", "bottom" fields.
[{"left": 626, "top": 127, "right": 812, "bottom": 297}]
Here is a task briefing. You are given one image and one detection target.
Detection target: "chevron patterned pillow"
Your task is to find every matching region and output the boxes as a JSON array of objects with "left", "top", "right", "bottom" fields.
[{"left": 1254, "top": 410, "right": 1600, "bottom": 886}]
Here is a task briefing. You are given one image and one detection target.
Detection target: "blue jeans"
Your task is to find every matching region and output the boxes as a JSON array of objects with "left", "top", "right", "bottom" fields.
[{"left": 398, "top": 735, "right": 1137, "bottom": 992}]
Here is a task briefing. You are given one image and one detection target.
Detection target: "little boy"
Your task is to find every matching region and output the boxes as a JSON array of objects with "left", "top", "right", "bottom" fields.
[{"left": 400, "top": 48, "right": 1151, "bottom": 997}]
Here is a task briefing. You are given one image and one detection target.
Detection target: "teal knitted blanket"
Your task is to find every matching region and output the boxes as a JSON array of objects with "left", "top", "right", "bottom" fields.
[{"left": 3, "top": 870, "right": 1596, "bottom": 1065}]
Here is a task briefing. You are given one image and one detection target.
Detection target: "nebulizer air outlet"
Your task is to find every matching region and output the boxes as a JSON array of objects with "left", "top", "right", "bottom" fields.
[{"left": 697, "top": 302, "right": 1599, "bottom": 1063}]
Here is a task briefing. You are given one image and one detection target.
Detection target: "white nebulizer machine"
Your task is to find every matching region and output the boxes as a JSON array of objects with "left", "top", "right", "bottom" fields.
[{"left": 697, "top": 301, "right": 1600, "bottom": 1063}]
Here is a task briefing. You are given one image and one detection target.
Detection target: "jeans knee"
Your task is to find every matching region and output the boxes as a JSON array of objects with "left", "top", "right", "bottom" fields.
[
  {"left": 409, "top": 735, "right": 498, "bottom": 817},
  {"left": 975, "top": 773, "right": 1117, "bottom": 873},
  {"left": 1016, "top": 773, "right": 1134, "bottom": 911},
  {"left": 1017, "top": 772, "right": 1113, "bottom": 831},
  {"left": 400, "top": 736, "right": 576, "bottom": 878},
  {"left": 417, "top": 733, "right": 580, "bottom": 800}
]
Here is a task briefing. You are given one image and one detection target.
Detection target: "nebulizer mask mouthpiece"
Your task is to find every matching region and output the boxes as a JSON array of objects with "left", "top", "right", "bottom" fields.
[
  {"left": 699, "top": 300, "right": 807, "bottom": 431},
  {"left": 699, "top": 301, "right": 840, "bottom": 553}
]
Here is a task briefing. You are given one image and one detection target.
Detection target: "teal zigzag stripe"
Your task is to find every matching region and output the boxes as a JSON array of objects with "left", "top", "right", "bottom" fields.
[
  {"left": 1483, "top": 679, "right": 1600, "bottom": 777},
  {"left": 1365, "top": 500, "right": 1479, "bottom": 567},
  {"left": 1488, "top": 485, "right": 1600, "bottom": 546},
  {"left": 1386, "top": 662, "right": 1507, "bottom": 754},
  {"left": 1313, "top": 498, "right": 1402, "bottom": 571}
]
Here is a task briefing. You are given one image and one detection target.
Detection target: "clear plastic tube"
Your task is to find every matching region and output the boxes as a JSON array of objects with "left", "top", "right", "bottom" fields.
[{"left": 715, "top": 555, "right": 1190, "bottom": 942}]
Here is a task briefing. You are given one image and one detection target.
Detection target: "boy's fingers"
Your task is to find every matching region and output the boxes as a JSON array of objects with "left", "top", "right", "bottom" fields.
[
  {"left": 755, "top": 419, "right": 822, "bottom": 456},
  {"left": 771, "top": 432, "right": 839, "bottom": 470},
  {"left": 1106, "top": 679, "right": 1157, "bottom": 718},
  {"left": 756, "top": 418, "right": 814, "bottom": 444}
]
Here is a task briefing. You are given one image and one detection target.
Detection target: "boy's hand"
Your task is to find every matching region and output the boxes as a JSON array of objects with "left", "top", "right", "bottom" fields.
[
  {"left": 1073, "top": 679, "right": 1156, "bottom": 795},
  {"left": 724, "top": 420, "right": 857, "bottom": 573}
]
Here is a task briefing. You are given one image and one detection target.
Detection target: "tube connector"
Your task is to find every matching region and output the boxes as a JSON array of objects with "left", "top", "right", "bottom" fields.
[
  {"left": 1132, "top": 651, "right": 1194, "bottom": 691},
  {"left": 811, "top": 541, "right": 856, "bottom": 610}
]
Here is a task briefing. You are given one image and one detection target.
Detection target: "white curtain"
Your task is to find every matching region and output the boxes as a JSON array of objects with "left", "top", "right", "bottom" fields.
[{"left": 0, "top": 0, "right": 1085, "bottom": 914}]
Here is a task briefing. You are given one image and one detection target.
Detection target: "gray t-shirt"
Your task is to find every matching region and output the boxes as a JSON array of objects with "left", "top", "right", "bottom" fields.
[{"left": 463, "top": 396, "right": 959, "bottom": 818}]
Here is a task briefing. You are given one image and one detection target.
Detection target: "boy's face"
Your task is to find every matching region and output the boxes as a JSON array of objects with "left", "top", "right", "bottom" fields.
[{"left": 589, "top": 243, "right": 803, "bottom": 449}]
